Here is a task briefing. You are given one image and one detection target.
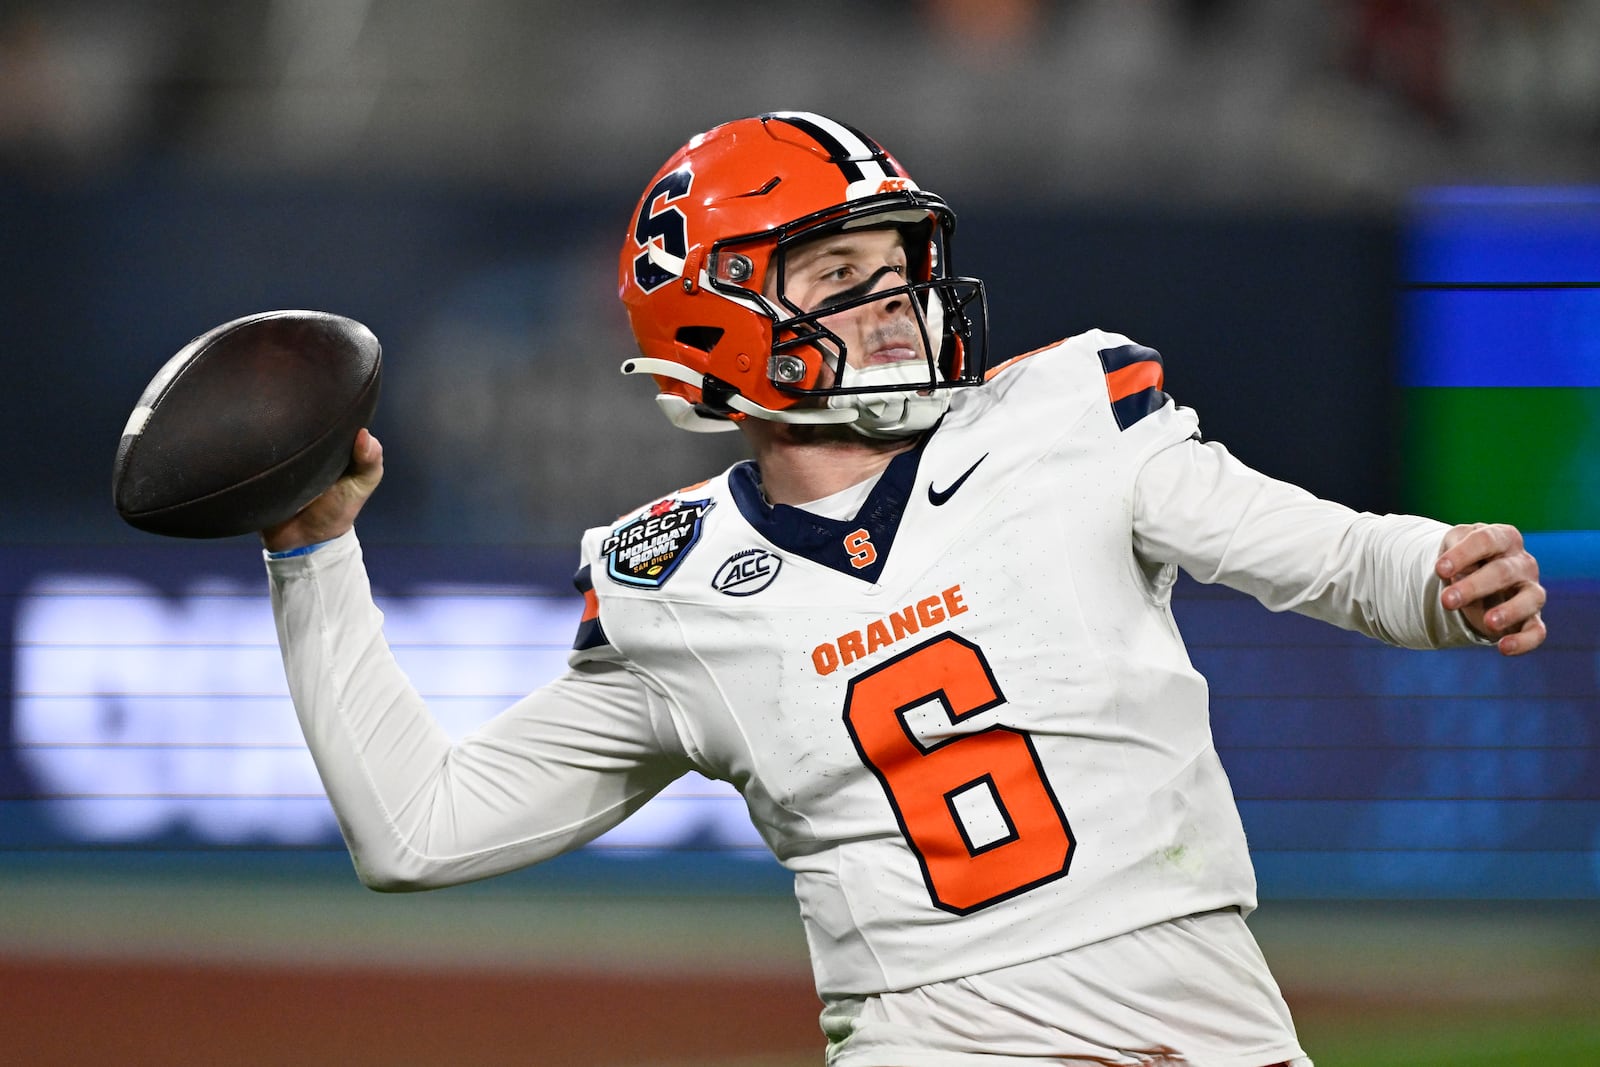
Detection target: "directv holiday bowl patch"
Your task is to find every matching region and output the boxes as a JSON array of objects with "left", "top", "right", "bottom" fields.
[{"left": 603, "top": 498, "right": 714, "bottom": 588}]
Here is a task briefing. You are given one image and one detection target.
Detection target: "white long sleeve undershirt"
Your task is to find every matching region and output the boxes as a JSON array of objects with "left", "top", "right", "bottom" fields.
[{"left": 267, "top": 436, "right": 1483, "bottom": 892}]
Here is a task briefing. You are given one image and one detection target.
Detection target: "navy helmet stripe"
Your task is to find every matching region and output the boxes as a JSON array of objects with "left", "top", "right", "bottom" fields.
[{"left": 763, "top": 111, "right": 899, "bottom": 184}]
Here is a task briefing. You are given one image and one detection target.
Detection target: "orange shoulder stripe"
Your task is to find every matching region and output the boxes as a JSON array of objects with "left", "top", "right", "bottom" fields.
[
  {"left": 983, "top": 341, "right": 1059, "bottom": 381},
  {"left": 1104, "top": 359, "right": 1163, "bottom": 403}
]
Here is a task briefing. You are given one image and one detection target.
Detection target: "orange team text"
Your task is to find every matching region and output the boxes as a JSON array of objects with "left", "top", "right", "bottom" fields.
[{"left": 811, "top": 584, "right": 968, "bottom": 676}]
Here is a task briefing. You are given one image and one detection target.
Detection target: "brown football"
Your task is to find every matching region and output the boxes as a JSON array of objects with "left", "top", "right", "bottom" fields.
[{"left": 112, "top": 310, "right": 382, "bottom": 538}]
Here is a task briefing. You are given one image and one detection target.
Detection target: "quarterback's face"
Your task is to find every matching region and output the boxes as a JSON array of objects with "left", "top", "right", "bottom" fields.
[{"left": 773, "top": 227, "right": 928, "bottom": 386}]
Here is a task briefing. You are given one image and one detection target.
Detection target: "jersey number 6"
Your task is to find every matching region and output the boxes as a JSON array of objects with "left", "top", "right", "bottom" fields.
[{"left": 843, "top": 633, "right": 1074, "bottom": 914}]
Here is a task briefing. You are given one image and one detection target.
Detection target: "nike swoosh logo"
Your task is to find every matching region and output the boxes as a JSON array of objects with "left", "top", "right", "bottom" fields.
[{"left": 928, "top": 454, "right": 988, "bottom": 506}]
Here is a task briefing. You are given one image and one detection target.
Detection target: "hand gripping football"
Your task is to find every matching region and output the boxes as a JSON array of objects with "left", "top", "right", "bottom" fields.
[{"left": 112, "top": 310, "right": 382, "bottom": 538}]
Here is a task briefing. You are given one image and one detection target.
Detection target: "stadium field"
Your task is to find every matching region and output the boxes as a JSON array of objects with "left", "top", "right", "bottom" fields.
[{"left": 2, "top": 873, "right": 1596, "bottom": 1065}]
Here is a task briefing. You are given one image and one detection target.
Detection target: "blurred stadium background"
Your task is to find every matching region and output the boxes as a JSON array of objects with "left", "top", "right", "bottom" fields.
[{"left": 1, "top": 1, "right": 1597, "bottom": 1064}]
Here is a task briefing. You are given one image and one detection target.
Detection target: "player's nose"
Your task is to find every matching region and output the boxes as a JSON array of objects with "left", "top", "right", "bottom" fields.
[{"left": 868, "top": 266, "right": 909, "bottom": 314}]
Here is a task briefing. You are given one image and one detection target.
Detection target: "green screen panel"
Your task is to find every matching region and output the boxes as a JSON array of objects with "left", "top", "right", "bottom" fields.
[{"left": 1404, "top": 387, "right": 1600, "bottom": 529}]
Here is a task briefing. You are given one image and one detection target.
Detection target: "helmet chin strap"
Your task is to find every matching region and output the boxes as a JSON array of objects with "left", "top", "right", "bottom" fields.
[
  {"left": 828, "top": 360, "right": 951, "bottom": 439},
  {"left": 624, "top": 271, "right": 954, "bottom": 440},
  {"left": 622, "top": 356, "right": 860, "bottom": 428}
]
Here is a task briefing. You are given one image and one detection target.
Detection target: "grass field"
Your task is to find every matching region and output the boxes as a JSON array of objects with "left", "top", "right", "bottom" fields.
[
  {"left": 1262, "top": 900, "right": 1600, "bottom": 1066},
  {"left": 1295, "top": 1014, "right": 1600, "bottom": 1067},
  {"left": 2, "top": 870, "right": 1596, "bottom": 1065}
]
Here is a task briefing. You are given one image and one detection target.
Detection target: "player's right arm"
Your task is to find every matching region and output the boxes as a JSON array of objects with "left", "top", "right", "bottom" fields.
[
  {"left": 262, "top": 433, "right": 691, "bottom": 891},
  {"left": 261, "top": 427, "right": 384, "bottom": 553}
]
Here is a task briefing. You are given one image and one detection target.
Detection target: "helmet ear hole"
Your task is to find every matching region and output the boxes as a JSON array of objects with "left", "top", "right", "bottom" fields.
[{"left": 675, "top": 326, "right": 725, "bottom": 352}]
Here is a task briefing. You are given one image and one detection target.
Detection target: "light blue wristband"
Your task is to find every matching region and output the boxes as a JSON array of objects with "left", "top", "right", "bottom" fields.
[{"left": 266, "top": 538, "right": 335, "bottom": 560}]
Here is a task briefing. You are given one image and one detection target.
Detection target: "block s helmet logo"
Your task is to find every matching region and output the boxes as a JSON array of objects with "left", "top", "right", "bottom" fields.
[{"left": 631, "top": 168, "right": 693, "bottom": 292}]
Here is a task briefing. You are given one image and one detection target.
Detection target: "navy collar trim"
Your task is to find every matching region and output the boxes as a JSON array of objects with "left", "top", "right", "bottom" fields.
[{"left": 728, "top": 434, "right": 931, "bottom": 583}]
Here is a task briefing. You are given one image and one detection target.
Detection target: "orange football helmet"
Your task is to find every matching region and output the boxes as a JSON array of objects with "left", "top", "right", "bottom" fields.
[{"left": 618, "top": 111, "right": 988, "bottom": 438}]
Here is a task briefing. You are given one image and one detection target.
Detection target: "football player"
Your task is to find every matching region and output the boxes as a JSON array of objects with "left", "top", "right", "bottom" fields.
[{"left": 262, "top": 112, "right": 1547, "bottom": 1066}]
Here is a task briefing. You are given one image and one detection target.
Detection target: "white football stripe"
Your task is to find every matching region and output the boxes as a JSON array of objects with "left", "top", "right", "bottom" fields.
[
  {"left": 767, "top": 110, "right": 892, "bottom": 182},
  {"left": 122, "top": 405, "right": 153, "bottom": 438}
]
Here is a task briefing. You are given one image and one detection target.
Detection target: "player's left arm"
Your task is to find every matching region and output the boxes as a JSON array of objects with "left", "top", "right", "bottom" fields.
[
  {"left": 1131, "top": 435, "right": 1547, "bottom": 654},
  {"left": 1435, "top": 522, "right": 1547, "bottom": 656}
]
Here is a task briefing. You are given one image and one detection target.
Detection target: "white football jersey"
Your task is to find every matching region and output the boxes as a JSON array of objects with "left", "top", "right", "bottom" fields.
[
  {"left": 270, "top": 328, "right": 1476, "bottom": 1004},
  {"left": 570, "top": 328, "right": 1457, "bottom": 996}
]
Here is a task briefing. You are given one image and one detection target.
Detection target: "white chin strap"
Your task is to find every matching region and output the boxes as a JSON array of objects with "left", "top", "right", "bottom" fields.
[
  {"left": 827, "top": 360, "right": 951, "bottom": 439},
  {"left": 623, "top": 291, "right": 951, "bottom": 441},
  {"left": 623, "top": 357, "right": 857, "bottom": 432},
  {"left": 623, "top": 356, "right": 951, "bottom": 438}
]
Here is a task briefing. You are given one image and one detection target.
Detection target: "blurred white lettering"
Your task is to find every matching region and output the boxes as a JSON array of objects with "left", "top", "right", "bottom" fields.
[{"left": 11, "top": 575, "right": 760, "bottom": 851}]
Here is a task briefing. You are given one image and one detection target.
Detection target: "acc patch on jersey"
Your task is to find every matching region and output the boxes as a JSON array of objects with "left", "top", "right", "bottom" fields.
[
  {"left": 603, "top": 497, "right": 714, "bottom": 588},
  {"left": 712, "top": 548, "right": 782, "bottom": 596}
]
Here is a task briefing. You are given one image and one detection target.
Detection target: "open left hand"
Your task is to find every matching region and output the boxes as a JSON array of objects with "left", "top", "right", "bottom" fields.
[{"left": 1436, "top": 523, "right": 1547, "bottom": 656}]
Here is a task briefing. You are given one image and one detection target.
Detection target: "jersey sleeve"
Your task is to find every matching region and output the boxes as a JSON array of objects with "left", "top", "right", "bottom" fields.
[
  {"left": 569, "top": 525, "right": 630, "bottom": 667},
  {"left": 569, "top": 561, "right": 613, "bottom": 661},
  {"left": 982, "top": 330, "right": 1200, "bottom": 458},
  {"left": 1132, "top": 435, "right": 1486, "bottom": 648},
  {"left": 266, "top": 530, "right": 692, "bottom": 890}
]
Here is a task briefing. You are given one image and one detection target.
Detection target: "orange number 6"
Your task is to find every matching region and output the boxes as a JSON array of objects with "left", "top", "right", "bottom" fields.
[{"left": 843, "top": 633, "right": 1073, "bottom": 914}]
